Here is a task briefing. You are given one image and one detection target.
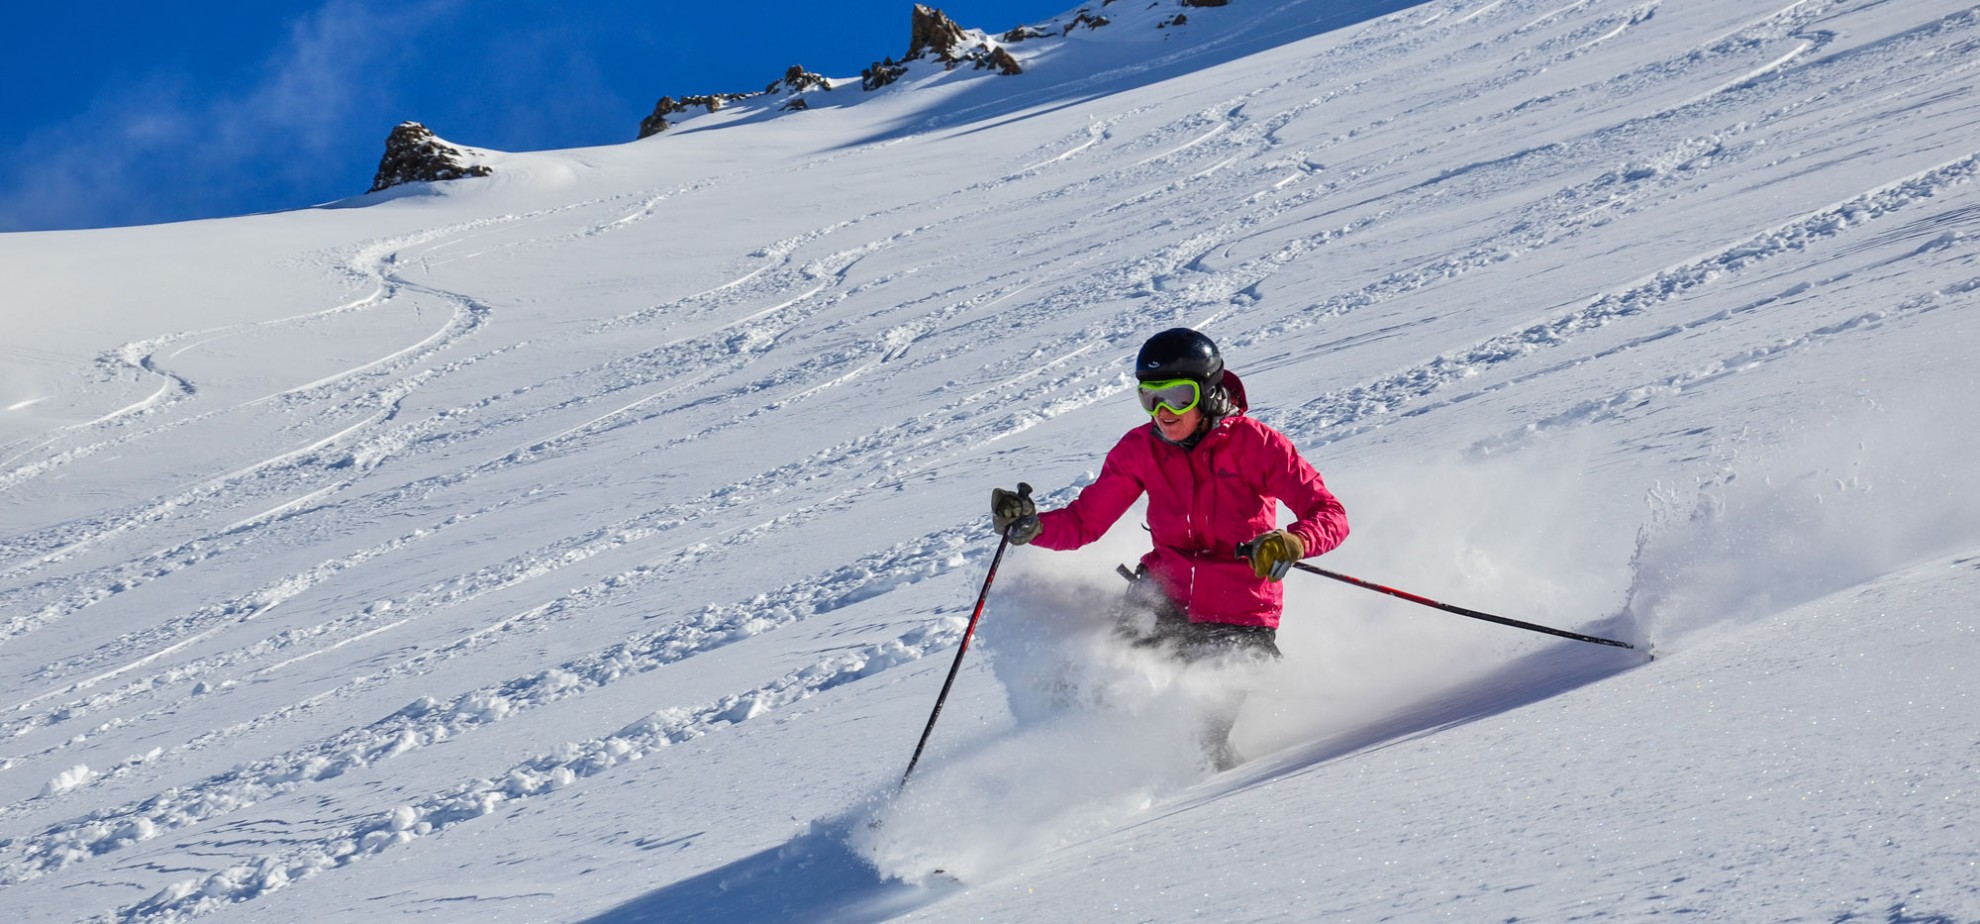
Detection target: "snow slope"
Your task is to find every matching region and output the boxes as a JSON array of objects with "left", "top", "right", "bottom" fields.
[{"left": 2, "top": 0, "right": 1977, "bottom": 921}]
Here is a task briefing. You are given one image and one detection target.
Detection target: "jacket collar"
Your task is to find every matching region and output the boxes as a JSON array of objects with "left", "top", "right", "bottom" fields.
[{"left": 1151, "top": 411, "right": 1241, "bottom": 450}]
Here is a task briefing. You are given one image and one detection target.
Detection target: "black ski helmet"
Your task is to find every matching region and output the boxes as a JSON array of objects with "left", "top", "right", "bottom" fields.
[{"left": 1135, "top": 328, "right": 1224, "bottom": 385}]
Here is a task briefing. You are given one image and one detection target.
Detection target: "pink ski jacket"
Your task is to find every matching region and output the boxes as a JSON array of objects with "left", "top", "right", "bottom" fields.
[{"left": 1033, "top": 373, "right": 1348, "bottom": 628}]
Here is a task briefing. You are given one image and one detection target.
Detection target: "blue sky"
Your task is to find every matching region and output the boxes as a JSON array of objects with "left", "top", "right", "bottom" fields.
[{"left": 0, "top": 1, "right": 1072, "bottom": 233}]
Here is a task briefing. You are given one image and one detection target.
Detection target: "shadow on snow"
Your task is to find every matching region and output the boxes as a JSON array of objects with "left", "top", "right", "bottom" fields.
[
  {"left": 585, "top": 623, "right": 1648, "bottom": 923},
  {"left": 579, "top": 817, "right": 956, "bottom": 924},
  {"left": 1214, "top": 629, "right": 1652, "bottom": 805}
]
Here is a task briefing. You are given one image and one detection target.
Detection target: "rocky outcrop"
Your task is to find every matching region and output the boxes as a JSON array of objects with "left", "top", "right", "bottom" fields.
[
  {"left": 369, "top": 122, "right": 492, "bottom": 193},
  {"left": 862, "top": 4, "right": 1024, "bottom": 89},
  {"left": 980, "top": 45, "right": 1023, "bottom": 76},
  {"left": 639, "top": 92, "right": 760, "bottom": 138},
  {"left": 638, "top": 99, "right": 678, "bottom": 138},
  {"left": 768, "top": 65, "right": 832, "bottom": 96},
  {"left": 642, "top": 3, "right": 1049, "bottom": 129},
  {"left": 906, "top": 4, "right": 972, "bottom": 63},
  {"left": 622, "top": 0, "right": 1255, "bottom": 140},
  {"left": 862, "top": 58, "right": 910, "bottom": 91},
  {"left": 1064, "top": 11, "right": 1112, "bottom": 34}
]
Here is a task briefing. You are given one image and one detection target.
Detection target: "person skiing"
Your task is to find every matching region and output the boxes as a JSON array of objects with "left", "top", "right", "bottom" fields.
[{"left": 990, "top": 327, "right": 1348, "bottom": 767}]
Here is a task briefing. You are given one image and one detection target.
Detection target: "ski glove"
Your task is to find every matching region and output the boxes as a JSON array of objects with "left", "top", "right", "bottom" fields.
[
  {"left": 1242, "top": 529, "right": 1305, "bottom": 581},
  {"left": 991, "top": 486, "right": 1042, "bottom": 545}
]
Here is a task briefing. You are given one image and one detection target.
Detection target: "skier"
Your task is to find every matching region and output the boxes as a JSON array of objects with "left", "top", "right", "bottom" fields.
[{"left": 990, "top": 327, "right": 1348, "bottom": 768}]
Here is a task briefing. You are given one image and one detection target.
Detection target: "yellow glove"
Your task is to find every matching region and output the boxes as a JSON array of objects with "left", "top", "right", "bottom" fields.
[{"left": 1243, "top": 529, "right": 1304, "bottom": 581}]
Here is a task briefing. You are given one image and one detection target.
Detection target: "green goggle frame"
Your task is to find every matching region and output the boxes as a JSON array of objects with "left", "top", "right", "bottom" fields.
[{"left": 1136, "top": 378, "right": 1201, "bottom": 416}]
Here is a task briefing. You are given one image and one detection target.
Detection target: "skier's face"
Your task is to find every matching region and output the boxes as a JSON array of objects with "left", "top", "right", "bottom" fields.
[{"left": 1153, "top": 404, "right": 1202, "bottom": 442}]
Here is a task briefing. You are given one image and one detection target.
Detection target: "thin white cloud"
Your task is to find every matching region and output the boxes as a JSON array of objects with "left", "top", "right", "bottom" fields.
[{"left": 0, "top": 0, "right": 459, "bottom": 232}]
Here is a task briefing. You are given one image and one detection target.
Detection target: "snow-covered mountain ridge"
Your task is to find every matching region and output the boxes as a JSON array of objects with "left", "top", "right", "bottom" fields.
[{"left": 2, "top": 0, "right": 1977, "bottom": 921}]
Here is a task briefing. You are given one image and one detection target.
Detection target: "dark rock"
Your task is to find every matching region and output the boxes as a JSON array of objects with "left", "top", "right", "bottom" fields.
[
  {"left": 1002, "top": 25, "right": 1049, "bottom": 42},
  {"left": 906, "top": 4, "right": 971, "bottom": 63},
  {"left": 978, "top": 45, "right": 1023, "bottom": 75},
  {"left": 639, "top": 96, "right": 681, "bottom": 138},
  {"left": 1180, "top": 0, "right": 1229, "bottom": 6},
  {"left": 781, "top": 97, "right": 810, "bottom": 111},
  {"left": 369, "top": 122, "right": 491, "bottom": 193},
  {"left": 684, "top": 94, "right": 730, "bottom": 113},
  {"left": 1064, "top": 11, "right": 1112, "bottom": 34},
  {"left": 864, "top": 3, "right": 1023, "bottom": 87},
  {"left": 638, "top": 91, "right": 762, "bottom": 138},
  {"left": 862, "top": 57, "right": 908, "bottom": 91},
  {"left": 773, "top": 64, "right": 833, "bottom": 95}
]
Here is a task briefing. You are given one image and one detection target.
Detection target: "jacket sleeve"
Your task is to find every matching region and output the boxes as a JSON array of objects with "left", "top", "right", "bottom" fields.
[
  {"left": 1033, "top": 433, "right": 1147, "bottom": 551},
  {"left": 1261, "top": 427, "right": 1348, "bottom": 558}
]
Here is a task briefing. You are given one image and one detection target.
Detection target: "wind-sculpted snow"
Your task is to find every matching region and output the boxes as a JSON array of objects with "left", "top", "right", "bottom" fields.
[{"left": 2, "top": 0, "right": 1978, "bottom": 921}]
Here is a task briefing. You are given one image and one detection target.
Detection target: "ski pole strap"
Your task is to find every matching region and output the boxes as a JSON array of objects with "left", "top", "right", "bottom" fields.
[{"left": 1287, "top": 561, "right": 1635, "bottom": 650}]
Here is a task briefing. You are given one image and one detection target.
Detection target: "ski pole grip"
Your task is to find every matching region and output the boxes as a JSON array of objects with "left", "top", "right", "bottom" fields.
[{"left": 996, "top": 483, "right": 1039, "bottom": 543}]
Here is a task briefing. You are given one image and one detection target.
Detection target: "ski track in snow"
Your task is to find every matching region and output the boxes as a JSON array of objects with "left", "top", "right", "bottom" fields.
[
  {"left": 106, "top": 622, "right": 964, "bottom": 923},
  {"left": 1268, "top": 152, "right": 1980, "bottom": 443},
  {"left": 2, "top": 0, "right": 1977, "bottom": 918},
  {"left": 0, "top": 525, "right": 989, "bottom": 888}
]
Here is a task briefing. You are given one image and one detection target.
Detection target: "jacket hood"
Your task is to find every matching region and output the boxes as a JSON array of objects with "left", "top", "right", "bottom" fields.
[{"left": 1222, "top": 370, "right": 1250, "bottom": 414}]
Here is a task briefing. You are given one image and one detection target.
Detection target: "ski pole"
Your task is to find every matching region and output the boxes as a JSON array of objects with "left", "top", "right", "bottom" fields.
[
  {"left": 898, "top": 483, "right": 1032, "bottom": 791},
  {"left": 1239, "top": 542, "right": 1634, "bottom": 650}
]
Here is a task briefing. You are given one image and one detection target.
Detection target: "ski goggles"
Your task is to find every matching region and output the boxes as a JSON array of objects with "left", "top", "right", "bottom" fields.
[{"left": 1135, "top": 378, "right": 1201, "bottom": 416}]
